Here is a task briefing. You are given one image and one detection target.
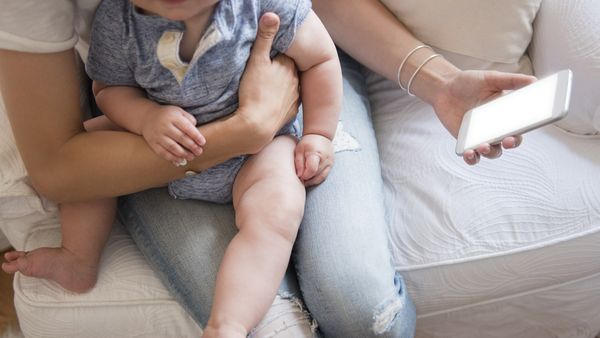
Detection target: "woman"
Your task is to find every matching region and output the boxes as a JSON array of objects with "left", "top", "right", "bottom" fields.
[
  {"left": 313, "top": 1, "right": 600, "bottom": 336},
  {"left": 0, "top": 2, "right": 414, "bottom": 337},
  {"left": 1, "top": 1, "right": 530, "bottom": 338},
  {"left": 306, "top": 0, "right": 532, "bottom": 336},
  {"left": 313, "top": 0, "right": 535, "bottom": 164}
]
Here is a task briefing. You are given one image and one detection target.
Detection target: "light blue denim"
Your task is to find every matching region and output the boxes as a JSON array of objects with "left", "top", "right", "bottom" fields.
[{"left": 118, "top": 52, "right": 416, "bottom": 337}]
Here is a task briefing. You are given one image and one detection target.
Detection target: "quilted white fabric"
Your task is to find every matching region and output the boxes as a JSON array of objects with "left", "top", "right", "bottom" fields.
[
  {"left": 367, "top": 0, "right": 600, "bottom": 331},
  {"left": 416, "top": 273, "right": 600, "bottom": 338},
  {"left": 367, "top": 71, "right": 600, "bottom": 337},
  {"left": 366, "top": 3, "right": 600, "bottom": 337},
  {"left": 14, "top": 222, "right": 203, "bottom": 338},
  {"left": 529, "top": 0, "right": 600, "bottom": 135}
]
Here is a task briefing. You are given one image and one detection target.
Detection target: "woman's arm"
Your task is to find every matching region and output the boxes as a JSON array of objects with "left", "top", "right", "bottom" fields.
[
  {"left": 0, "top": 13, "right": 297, "bottom": 202},
  {"left": 313, "top": 0, "right": 451, "bottom": 104},
  {"left": 313, "top": 0, "right": 536, "bottom": 164}
]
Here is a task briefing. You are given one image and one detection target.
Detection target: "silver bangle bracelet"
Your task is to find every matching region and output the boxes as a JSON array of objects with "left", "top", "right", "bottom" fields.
[
  {"left": 406, "top": 53, "right": 442, "bottom": 97},
  {"left": 396, "top": 44, "right": 433, "bottom": 90}
]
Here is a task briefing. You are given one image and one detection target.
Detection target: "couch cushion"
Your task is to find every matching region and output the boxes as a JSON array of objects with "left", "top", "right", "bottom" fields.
[
  {"left": 380, "top": 0, "right": 541, "bottom": 65},
  {"left": 367, "top": 68, "right": 600, "bottom": 337},
  {"left": 529, "top": 0, "right": 600, "bottom": 135},
  {"left": 14, "top": 221, "right": 203, "bottom": 338}
]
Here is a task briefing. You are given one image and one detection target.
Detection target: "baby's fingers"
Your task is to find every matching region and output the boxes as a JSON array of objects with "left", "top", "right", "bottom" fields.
[
  {"left": 161, "top": 138, "right": 195, "bottom": 162},
  {"left": 294, "top": 147, "right": 305, "bottom": 178},
  {"left": 304, "top": 165, "right": 332, "bottom": 187},
  {"left": 174, "top": 118, "right": 205, "bottom": 148},
  {"left": 305, "top": 155, "right": 334, "bottom": 186},
  {"left": 301, "top": 153, "right": 320, "bottom": 181},
  {"left": 168, "top": 126, "right": 203, "bottom": 157},
  {"left": 151, "top": 143, "right": 185, "bottom": 164}
]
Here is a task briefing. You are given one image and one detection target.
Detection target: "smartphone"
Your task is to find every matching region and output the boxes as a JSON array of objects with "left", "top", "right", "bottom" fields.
[{"left": 455, "top": 69, "right": 572, "bottom": 155}]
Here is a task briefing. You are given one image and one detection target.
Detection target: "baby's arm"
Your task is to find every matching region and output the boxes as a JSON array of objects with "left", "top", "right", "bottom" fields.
[
  {"left": 93, "top": 82, "right": 205, "bottom": 165},
  {"left": 286, "top": 10, "right": 341, "bottom": 140},
  {"left": 285, "top": 10, "right": 342, "bottom": 185}
]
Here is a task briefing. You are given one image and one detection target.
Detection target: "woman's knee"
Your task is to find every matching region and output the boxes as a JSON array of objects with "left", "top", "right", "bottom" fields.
[
  {"left": 296, "top": 250, "right": 416, "bottom": 336},
  {"left": 305, "top": 272, "right": 416, "bottom": 337}
]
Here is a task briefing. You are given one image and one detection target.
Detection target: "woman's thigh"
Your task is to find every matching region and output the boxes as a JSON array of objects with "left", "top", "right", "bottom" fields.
[
  {"left": 118, "top": 189, "right": 237, "bottom": 325},
  {"left": 118, "top": 188, "right": 313, "bottom": 337},
  {"left": 295, "top": 52, "right": 416, "bottom": 338}
]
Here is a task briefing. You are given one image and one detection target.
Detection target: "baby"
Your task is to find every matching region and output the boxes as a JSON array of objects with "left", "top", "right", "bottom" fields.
[{"left": 3, "top": 0, "right": 341, "bottom": 337}]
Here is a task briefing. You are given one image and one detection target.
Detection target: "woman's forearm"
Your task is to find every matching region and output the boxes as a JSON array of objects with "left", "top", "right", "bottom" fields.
[
  {"left": 315, "top": 0, "right": 535, "bottom": 164},
  {"left": 0, "top": 49, "right": 262, "bottom": 202},
  {"left": 313, "top": 0, "right": 460, "bottom": 105}
]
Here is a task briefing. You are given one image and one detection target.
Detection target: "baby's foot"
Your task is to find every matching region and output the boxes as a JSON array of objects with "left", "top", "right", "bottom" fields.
[
  {"left": 2, "top": 247, "right": 98, "bottom": 293},
  {"left": 202, "top": 323, "right": 247, "bottom": 338}
]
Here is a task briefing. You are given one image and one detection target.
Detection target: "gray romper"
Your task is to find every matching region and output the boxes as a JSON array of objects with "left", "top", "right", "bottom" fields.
[{"left": 87, "top": 0, "right": 311, "bottom": 203}]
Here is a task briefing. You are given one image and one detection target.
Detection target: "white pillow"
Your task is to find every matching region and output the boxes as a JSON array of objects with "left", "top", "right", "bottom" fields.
[
  {"left": 380, "top": 0, "right": 542, "bottom": 72},
  {"left": 529, "top": 0, "right": 600, "bottom": 135}
]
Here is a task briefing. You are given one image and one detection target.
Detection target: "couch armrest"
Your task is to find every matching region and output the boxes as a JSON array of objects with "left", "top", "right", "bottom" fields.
[{"left": 529, "top": 0, "right": 600, "bottom": 135}]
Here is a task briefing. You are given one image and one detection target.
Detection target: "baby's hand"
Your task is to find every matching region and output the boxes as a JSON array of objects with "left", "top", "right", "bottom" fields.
[
  {"left": 294, "top": 134, "right": 334, "bottom": 187},
  {"left": 141, "top": 105, "right": 205, "bottom": 166}
]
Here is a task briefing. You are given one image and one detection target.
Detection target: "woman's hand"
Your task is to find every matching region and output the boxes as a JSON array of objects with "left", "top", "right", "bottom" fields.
[
  {"left": 432, "top": 70, "right": 536, "bottom": 165},
  {"left": 236, "top": 12, "right": 300, "bottom": 154}
]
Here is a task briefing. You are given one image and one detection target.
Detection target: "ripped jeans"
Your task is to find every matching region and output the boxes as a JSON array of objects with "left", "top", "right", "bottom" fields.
[{"left": 117, "top": 52, "right": 416, "bottom": 338}]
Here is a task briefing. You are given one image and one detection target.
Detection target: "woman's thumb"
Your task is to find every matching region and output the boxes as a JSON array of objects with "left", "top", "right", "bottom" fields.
[
  {"left": 487, "top": 72, "right": 537, "bottom": 91},
  {"left": 251, "top": 12, "right": 280, "bottom": 62}
]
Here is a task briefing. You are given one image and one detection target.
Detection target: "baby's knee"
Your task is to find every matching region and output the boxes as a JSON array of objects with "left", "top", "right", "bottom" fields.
[
  {"left": 259, "top": 191, "right": 304, "bottom": 243},
  {"left": 267, "top": 194, "right": 304, "bottom": 243},
  {"left": 237, "top": 191, "right": 304, "bottom": 245}
]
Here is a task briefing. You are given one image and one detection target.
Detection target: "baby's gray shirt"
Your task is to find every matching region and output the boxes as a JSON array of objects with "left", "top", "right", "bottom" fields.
[{"left": 87, "top": 0, "right": 311, "bottom": 124}]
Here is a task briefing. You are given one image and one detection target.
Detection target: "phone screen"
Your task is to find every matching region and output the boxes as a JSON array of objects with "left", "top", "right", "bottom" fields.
[{"left": 462, "top": 74, "right": 559, "bottom": 150}]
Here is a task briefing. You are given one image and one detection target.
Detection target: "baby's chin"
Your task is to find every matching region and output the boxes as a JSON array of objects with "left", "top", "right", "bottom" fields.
[{"left": 159, "top": 11, "right": 195, "bottom": 21}]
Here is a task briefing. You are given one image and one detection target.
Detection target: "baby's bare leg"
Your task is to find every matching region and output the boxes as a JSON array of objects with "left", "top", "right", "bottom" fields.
[
  {"left": 203, "top": 136, "right": 305, "bottom": 338},
  {"left": 2, "top": 198, "right": 115, "bottom": 293}
]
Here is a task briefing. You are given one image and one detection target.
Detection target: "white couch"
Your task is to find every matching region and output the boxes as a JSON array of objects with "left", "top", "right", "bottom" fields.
[{"left": 1, "top": 0, "right": 599, "bottom": 337}]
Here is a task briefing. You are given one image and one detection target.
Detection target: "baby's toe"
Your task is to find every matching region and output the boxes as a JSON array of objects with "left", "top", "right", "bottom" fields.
[{"left": 4, "top": 250, "right": 26, "bottom": 262}]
